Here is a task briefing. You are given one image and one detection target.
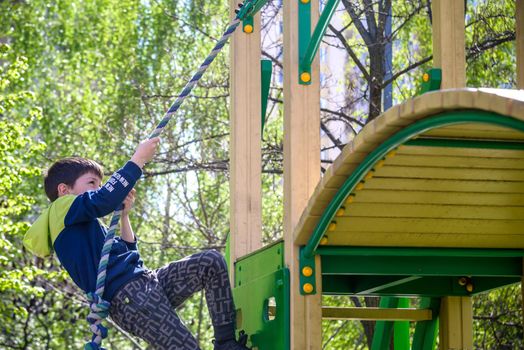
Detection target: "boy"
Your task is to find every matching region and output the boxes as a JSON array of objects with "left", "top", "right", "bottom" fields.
[{"left": 24, "top": 138, "right": 249, "bottom": 350}]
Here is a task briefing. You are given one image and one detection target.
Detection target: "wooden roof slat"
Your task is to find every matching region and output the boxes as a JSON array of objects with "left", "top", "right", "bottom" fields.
[
  {"left": 337, "top": 203, "right": 524, "bottom": 220},
  {"left": 364, "top": 178, "right": 524, "bottom": 194}
]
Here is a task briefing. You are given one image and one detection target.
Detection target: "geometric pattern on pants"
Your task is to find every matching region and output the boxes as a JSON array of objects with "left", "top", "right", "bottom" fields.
[{"left": 109, "top": 250, "right": 235, "bottom": 350}]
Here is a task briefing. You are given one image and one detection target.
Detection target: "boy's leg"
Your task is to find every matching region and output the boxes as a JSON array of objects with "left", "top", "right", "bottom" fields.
[
  {"left": 110, "top": 272, "right": 201, "bottom": 350},
  {"left": 156, "top": 250, "right": 236, "bottom": 343}
]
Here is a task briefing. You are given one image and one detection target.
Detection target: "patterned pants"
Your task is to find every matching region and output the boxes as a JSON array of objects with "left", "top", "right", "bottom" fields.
[{"left": 109, "top": 250, "right": 235, "bottom": 349}]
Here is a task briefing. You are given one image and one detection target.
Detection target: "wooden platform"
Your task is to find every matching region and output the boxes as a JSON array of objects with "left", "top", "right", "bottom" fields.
[{"left": 294, "top": 88, "right": 524, "bottom": 249}]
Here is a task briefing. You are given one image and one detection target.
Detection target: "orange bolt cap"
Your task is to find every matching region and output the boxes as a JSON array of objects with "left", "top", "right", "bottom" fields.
[
  {"left": 244, "top": 24, "right": 253, "bottom": 33},
  {"left": 302, "top": 266, "right": 313, "bottom": 277},
  {"left": 300, "top": 72, "right": 311, "bottom": 83},
  {"left": 303, "top": 283, "right": 314, "bottom": 294}
]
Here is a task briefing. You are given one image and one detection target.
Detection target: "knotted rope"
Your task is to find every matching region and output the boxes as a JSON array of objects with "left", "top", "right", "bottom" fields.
[{"left": 85, "top": 11, "right": 246, "bottom": 350}]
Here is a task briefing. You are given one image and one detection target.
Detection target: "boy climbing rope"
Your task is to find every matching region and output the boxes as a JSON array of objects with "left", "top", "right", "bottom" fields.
[{"left": 24, "top": 137, "right": 250, "bottom": 350}]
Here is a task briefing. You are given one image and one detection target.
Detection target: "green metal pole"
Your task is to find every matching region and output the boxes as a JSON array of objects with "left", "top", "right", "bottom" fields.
[
  {"left": 394, "top": 298, "right": 410, "bottom": 350},
  {"left": 300, "top": 0, "right": 341, "bottom": 72}
]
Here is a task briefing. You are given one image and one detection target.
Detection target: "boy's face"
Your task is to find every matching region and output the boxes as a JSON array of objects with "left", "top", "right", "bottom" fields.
[{"left": 63, "top": 172, "right": 102, "bottom": 196}]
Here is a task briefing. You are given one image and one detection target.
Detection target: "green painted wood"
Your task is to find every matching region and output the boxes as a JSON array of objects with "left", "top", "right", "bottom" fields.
[
  {"left": 322, "top": 275, "right": 520, "bottom": 297},
  {"left": 233, "top": 241, "right": 289, "bottom": 350},
  {"left": 320, "top": 254, "right": 523, "bottom": 276},
  {"left": 261, "top": 59, "right": 272, "bottom": 133}
]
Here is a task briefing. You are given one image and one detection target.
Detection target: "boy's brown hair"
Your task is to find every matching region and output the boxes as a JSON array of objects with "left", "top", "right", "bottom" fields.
[{"left": 44, "top": 157, "right": 104, "bottom": 201}]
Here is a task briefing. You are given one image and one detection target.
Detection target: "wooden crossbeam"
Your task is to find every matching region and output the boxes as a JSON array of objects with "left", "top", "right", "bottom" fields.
[{"left": 321, "top": 307, "right": 432, "bottom": 321}]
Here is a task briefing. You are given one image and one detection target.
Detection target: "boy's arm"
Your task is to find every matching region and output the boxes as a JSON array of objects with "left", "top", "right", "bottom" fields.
[
  {"left": 120, "top": 189, "right": 137, "bottom": 246},
  {"left": 65, "top": 138, "right": 160, "bottom": 225},
  {"left": 120, "top": 215, "right": 137, "bottom": 247}
]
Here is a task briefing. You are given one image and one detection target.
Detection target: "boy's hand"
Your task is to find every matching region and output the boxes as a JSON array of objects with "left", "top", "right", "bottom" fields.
[
  {"left": 122, "top": 189, "right": 136, "bottom": 216},
  {"left": 131, "top": 137, "right": 160, "bottom": 168}
]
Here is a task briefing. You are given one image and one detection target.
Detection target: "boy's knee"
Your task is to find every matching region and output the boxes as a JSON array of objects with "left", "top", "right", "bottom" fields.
[{"left": 202, "top": 249, "right": 227, "bottom": 271}]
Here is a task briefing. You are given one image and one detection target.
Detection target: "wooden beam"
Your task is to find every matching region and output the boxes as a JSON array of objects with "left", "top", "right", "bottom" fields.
[
  {"left": 283, "top": 0, "right": 321, "bottom": 348},
  {"left": 322, "top": 307, "right": 432, "bottom": 321},
  {"left": 432, "top": 0, "right": 466, "bottom": 88},
  {"left": 439, "top": 296, "right": 473, "bottom": 350},
  {"left": 229, "top": 5, "right": 262, "bottom": 269},
  {"left": 517, "top": 0, "right": 524, "bottom": 89}
]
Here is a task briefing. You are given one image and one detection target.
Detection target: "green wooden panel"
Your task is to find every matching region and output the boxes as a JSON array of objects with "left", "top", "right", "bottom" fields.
[
  {"left": 233, "top": 241, "right": 289, "bottom": 350},
  {"left": 321, "top": 255, "right": 523, "bottom": 277},
  {"left": 233, "top": 268, "right": 290, "bottom": 350},
  {"left": 322, "top": 275, "right": 521, "bottom": 297},
  {"left": 235, "top": 240, "right": 284, "bottom": 286}
]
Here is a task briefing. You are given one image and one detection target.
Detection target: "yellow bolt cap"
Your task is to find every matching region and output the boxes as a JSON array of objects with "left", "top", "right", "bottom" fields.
[
  {"left": 300, "top": 72, "right": 311, "bottom": 83},
  {"left": 345, "top": 195, "right": 355, "bottom": 205},
  {"left": 303, "top": 283, "right": 314, "bottom": 294},
  {"left": 364, "top": 171, "right": 374, "bottom": 180},
  {"left": 355, "top": 182, "right": 365, "bottom": 191},
  {"left": 319, "top": 236, "right": 329, "bottom": 245},
  {"left": 300, "top": 0, "right": 310, "bottom": 3},
  {"left": 244, "top": 24, "right": 253, "bottom": 33},
  {"left": 386, "top": 149, "right": 397, "bottom": 158},
  {"left": 302, "top": 266, "right": 313, "bottom": 277},
  {"left": 328, "top": 221, "right": 337, "bottom": 231},
  {"left": 336, "top": 207, "right": 345, "bottom": 217},
  {"left": 423, "top": 73, "right": 430, "bottom": 82},
  {"left": 466, "top": 283, "right": 474, "bottom": 293},
  {"left": 375, "top": 160, "right": 385, "bottom": 169}
]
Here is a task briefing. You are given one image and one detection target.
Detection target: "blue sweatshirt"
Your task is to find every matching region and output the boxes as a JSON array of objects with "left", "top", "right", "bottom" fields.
[{"left": 24, "top": 161, "right": 145, "bottom": 301}]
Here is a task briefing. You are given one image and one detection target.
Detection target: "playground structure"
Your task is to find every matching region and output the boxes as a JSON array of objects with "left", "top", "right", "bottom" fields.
[{"left": 228, "top": 1, "right": 524, "bottom": 349}]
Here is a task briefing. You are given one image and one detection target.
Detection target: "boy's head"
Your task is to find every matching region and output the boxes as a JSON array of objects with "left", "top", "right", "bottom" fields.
[{"left": 44, "top": 157, "right": 104, "bottom": 201}]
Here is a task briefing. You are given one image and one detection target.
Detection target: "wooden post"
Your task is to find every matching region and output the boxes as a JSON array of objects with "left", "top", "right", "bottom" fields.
[
  {"left": 517, "top": 0, "right": 524, "bottom": 89},
  {"left": 432, "top": 0, "right": 466, "bottom": 88},
  {"left": 432, "top": 1, "right": 472, "bottom": 347},
  {"left": 229, "top": 6, "right": 262, "bottom": 270},
  {"left": 439, "top": 297, "right": 473, "bottom": 350},
  {"left": 283, "top": 0, "right": 322, "bottom": 349},
  {"left": 513, "top": 37, "right": 523, "bottom": 340}
]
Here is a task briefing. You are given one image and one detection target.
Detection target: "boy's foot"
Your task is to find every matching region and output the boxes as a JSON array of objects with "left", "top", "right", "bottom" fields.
[{"left": 213, "top": 331, "right": 250, "bottom": 350}]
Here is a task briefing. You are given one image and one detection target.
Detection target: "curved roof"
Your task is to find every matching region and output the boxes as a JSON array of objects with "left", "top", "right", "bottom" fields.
[{"left": 294, "top": 88, "right": 524, "bottom": 256}]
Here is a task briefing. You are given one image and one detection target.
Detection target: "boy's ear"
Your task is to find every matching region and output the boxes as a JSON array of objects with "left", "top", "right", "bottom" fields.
[{"left": 57, "top": 183, "right": 70, "bottom": 197}]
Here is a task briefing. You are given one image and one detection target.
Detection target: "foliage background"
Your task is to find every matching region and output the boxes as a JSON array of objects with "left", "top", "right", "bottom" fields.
[{"left": 0, "top": 0, "right": 521, "bottom": 349}]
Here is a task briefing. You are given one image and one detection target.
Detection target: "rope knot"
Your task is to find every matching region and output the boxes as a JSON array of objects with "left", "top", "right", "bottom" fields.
[{"left": 85, "top": 292, "right": 111, "bottom": 350}]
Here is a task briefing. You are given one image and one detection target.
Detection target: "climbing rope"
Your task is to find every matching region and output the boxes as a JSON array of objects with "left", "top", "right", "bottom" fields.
[{"left": 83, "top": 3, "right": 259, "bottom": 348}]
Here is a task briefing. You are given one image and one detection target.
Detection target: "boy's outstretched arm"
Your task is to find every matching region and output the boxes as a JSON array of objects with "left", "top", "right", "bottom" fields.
[{"left": 65, "top": 138, "right": 161, "bottom": 224}]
